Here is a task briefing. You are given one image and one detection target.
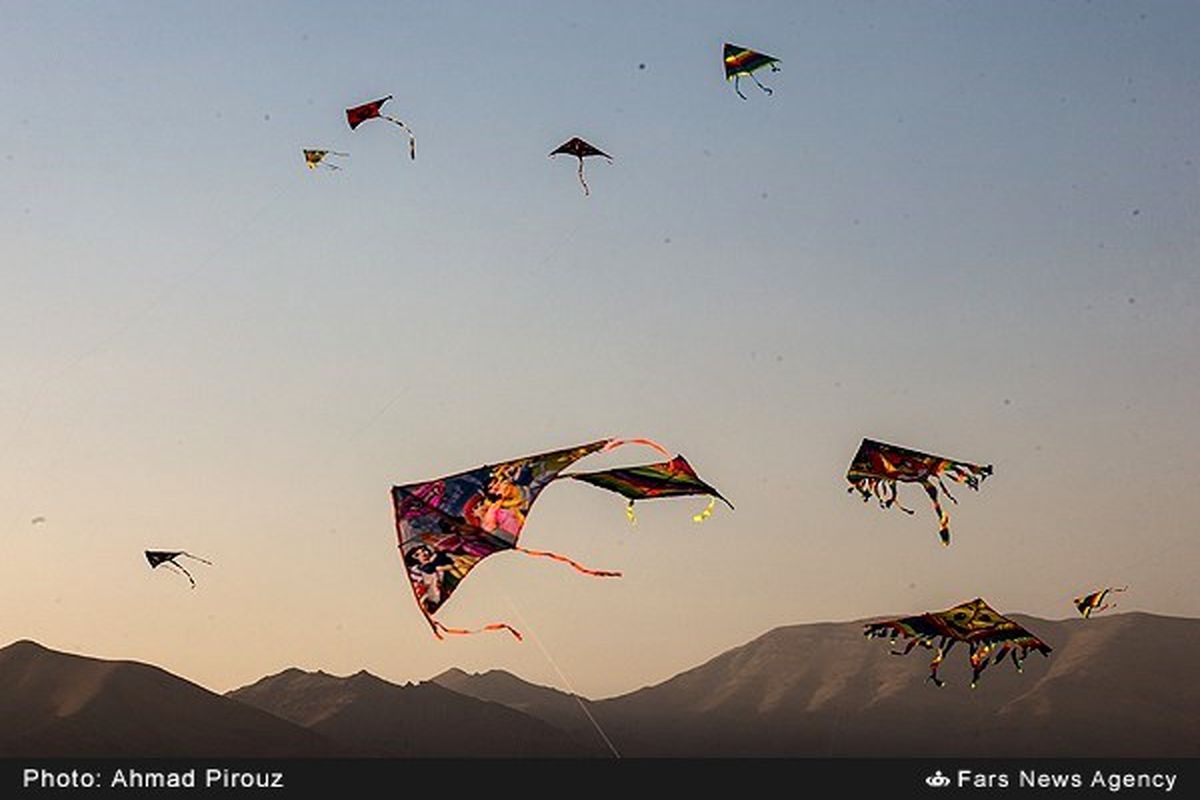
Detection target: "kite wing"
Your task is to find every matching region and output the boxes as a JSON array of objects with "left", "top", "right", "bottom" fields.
[
  {"left": 145, "top": 550, "right": 212, "bottom": 589},
  {"left": 568, "top": 455, "right": 733, "bottom": 523},
  {"left": 723, "top": 43, "right": 780, "bottom": 99},
  {"left": 549, "top": 137, "right": 612, "bottom": 196},
  {"left": 393, "top": 440, "right": 614, "bottom": 638},
  {"left": 865, "top": 598, "right": 1051, "bottom": 687},
  {"left": 345, "top": 95, "right": 416, "bottom": 159},
  {"left": 846, "top": 438, "right": 992, "bottom": 546}
]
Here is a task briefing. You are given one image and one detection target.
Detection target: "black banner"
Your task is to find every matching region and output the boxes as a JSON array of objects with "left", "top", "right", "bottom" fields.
[{"left": 4, "top": 759, "right": 1198, "bottom": 796}]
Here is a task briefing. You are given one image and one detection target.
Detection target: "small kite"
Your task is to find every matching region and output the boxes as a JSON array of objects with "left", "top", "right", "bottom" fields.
[
  {"left": 846, "top": 438, "right": 992, "bottom": 546},
  {"left": 1073, "top": 586, "right": 1128, "bottom": 618},
  {"left": 30, "top": 516, "right": 46, "bottom": 525},
  {"left": 303, "top": 149, "right": 349, "bottom": 171},
  {"left": 393, "top": 438, "right": 728, "bottom": 639},
  {"left": 569, "top": 455, "right": 734, "bottom": 525},
  {"left": 345, "top": 95, "right": 416, "bottom": 160},
  {"left": 865, "top": 598, "right": 1052, "bottom": 688},
  {"left": 724, "top": 43, "right": 780, "bottom": 100},
  {"left": 145, "top": 550, "right": 212, "bottom": 589},
  {"left": 549, "top": 137, "right": 611, "bottom": 196}
]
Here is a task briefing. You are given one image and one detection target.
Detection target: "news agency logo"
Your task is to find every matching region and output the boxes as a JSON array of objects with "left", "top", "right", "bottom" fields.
[{"left": 925, "top": 770, "right": 951, "bottom": 788}]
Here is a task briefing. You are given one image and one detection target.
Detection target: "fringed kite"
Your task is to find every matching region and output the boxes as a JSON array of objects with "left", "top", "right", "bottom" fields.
[
  {"left": 549, "top": 137, "right": 611, "bottom": 196},
  {"left": 145, "top": 550, "right": 212, "bottom": 589},
  {"left": 392, "top": 438, "right": 728, "bottom": 640},
  {"left": 846, "top": 438, "right": 992, "bottom": 546},
  {"left": 864, "top": 598, "right": 1052, "bottom": 688},
  {"left": 345, "top": 95, "right": 416, "bottom": 160},
  {"left": 723, "top": 43, "right": 780, "bottom": 100},
  {"left": 303, "top": 149, "right": 348, "bottom": 170},
  {"left": 569, "top": 455, "right": 734, "bottom": 525},
  {"left": 1074, "top": 586, "right": 1128, "bottom": 618}
]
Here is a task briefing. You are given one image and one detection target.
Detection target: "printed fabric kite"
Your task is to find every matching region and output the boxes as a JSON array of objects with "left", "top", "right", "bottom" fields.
[
  {"left": 723, "top": 43, "right": 780, "bottom": 100},
  {"left": 864, "top": 598, "right": 1052, "bottom": 688},
  {"left": 846, "top": 438, "right": 992, "bottom": 546},
  {"left": 549, "top": 137, "right": 611, "bottom": 196},
  {"left": 303, "top": 149, "right": 349, "bottom": 171},
  {"left": 392, "top": 438, "right": 728, "bottom": 640},
  {"left": 145, "top": 550, "right": 212, "bottom": 589},
  {"left": 345, "top": 95, "right": 416, "bottom": 160},
  {"left": 1073, "top": 586, "right": 1128, "bottom": 618}
]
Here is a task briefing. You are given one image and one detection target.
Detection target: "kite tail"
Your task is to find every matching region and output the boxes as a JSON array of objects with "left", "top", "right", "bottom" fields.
[
  {"left": 923, "top": 481, "right": 951, "bottom": 545},
  {"left": 181, "top": 552, "right": 213, "bottom": 565},
  {"left": 692, "top": 496, "right": 717, "bottom": 523},
  {"left": 577, "top": 159, "right": 589, "bottom": 196},
  {"left": 733, "top": 75, "right": 748, "bottom": 100},
  {"left": 382, "top": 115, "right": 416, "bottom": 160},
  {"left": 603, "top": 437, "right": 671, "bottom": 458},
  {"left": 431, "top": 619, "right": 523, "bottom": 641},
  {"left": 514, "top": 546, "right": 621, "bottom": 578},
  {"left": 625, "top": 500, "right": 637, "bottom": 526},
  {"left": 749, "top": 71, "right": 774, "bottom": 96},
  {"left": 164, "top": 561, "right": 197, "bottom": 589}
]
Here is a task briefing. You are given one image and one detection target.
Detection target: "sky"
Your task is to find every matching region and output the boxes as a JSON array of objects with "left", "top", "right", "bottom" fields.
[{"left": 0, "top": 1, "right": 1197, "bottom": 700}]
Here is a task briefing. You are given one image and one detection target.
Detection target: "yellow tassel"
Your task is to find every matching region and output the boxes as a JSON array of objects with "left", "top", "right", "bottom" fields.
[
  {"left": 625, "top": 501, "right": 637, "bottom": 526},
  {"left": 692, "top": 497, "right": 716, "bottom": 524}
]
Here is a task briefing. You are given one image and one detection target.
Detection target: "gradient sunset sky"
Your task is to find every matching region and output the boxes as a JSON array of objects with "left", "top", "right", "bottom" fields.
[{"left": 1, "top": 1, "right": 1197, "bottom": 699}]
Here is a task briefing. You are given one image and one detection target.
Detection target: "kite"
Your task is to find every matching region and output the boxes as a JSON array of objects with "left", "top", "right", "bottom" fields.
[
  {"left": 549, "top": 137, "right": 611, "bottom": 196},
  {"left": 1073, "top": 586, "right": 1128, "bottom": 618},
  {"left": 864, "top": 598, "right": 1052, "bottom": 688},
  {"left": 303, "top": 149, "right": 349, "bottom": 171},
  {"left": 846, "top": 438, "right": 992, "bottom": 546},
  {"left": 569, "top": 455, "right": 734, "bottom": 525},
  {"left": 144, "top": 550, "right": 212, "bottom": 589},
  {"left": 345, "top": 95, "right": 416, "bottom": 160},
  {"left": 392, "top": 438, "right": 728, "bottom": 639},
  {"left": 724, "top": 43, "right": 780, "bottom": 100}
]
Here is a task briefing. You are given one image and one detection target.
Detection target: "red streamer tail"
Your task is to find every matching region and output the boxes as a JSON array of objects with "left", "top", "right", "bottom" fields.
[
  {"left": 514, "top": 546, "right": 622, "bottom": 578},
  {"left": 432, "top": 619, "right": 523, "bottom": 641}
]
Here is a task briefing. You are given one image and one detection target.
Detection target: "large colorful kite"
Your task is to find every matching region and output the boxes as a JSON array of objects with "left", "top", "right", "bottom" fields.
[
  {"left": 846, "top": 438, "right": 992, "bottom": 545},
  {"left": 145, "top": 550, "right": 212, "bottom": 589},
  {"left": 723, "top": 43, "right": 780, "bottom": 99},
  {"left": 549, "top": 137, "right": 611, "bottom": 196},
  {"left": 392, "top": 438, "right": 728, "bottom": 639},
  {"left": 345, "top": 95, "right": 416, "bottom": 160},
  {"left": 864, "top": 598, "right": 1052, "bottom": 688},
  {"left": 1073, "top": 586, "right": 1128, "bottom": 618}
]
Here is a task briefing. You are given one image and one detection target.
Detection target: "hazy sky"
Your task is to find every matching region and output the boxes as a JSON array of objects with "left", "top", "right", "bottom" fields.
[{"left": 1, "top": 1, "right": 1197, "bottom": 699}]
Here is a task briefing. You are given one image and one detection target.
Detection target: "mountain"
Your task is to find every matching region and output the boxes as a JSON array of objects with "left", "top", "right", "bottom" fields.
[
  {"left": 0, "top": 640, "right": 331, "bottom": 757},
  {"left": 436, "top": 612, "right": 1200, "bottom": 757},
  {"left": 7, "top": 612, "right": 1197, "bottom": 758},
  {"left": 227, "top": 667, "right": 585, "bottom": 756},
  {"left": 432, "top": 667, "right": 613, "bottom": 755}
]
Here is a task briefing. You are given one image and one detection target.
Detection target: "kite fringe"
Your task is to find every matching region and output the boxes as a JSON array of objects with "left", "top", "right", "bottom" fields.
[{"left": 514, "top": 546, "right": 621, "bottom": 578}]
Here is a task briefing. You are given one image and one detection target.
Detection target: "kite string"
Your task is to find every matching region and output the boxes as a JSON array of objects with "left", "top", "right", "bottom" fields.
[{"left": 504, "top": 597, "right": 621, "bottom": 759}]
